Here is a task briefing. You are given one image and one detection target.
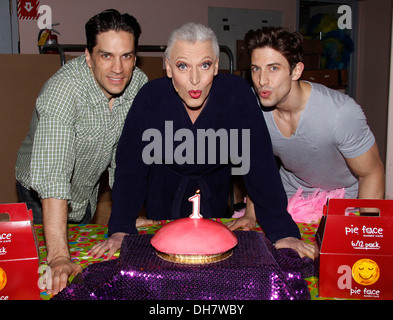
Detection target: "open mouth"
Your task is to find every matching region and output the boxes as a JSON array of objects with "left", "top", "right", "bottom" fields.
[
  {"left": 108, "top": 77, "right": 124, "bottom": 84},
  {"left": 189, "top": 90, "right": 202, "bottom": 99}
]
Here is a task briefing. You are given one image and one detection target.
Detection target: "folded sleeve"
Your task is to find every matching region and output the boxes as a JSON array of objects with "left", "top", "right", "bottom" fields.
[{"left": 30, "top": 77, "right": 78, "bottom": 200}]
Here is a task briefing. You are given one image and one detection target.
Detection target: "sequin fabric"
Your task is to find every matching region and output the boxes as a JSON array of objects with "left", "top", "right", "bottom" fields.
[{"left": 53, "top": 231, "right": 313, "bottom": 300}]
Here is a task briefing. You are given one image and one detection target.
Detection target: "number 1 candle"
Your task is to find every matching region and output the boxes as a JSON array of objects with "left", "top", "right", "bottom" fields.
[{"left": 188, "top": 190, "right": 202, "bottom": 219}]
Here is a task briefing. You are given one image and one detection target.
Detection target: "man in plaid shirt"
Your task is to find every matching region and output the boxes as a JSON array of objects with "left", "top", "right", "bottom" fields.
[{"left": 15, "top": 9, "right": 147, "bottom": 295}]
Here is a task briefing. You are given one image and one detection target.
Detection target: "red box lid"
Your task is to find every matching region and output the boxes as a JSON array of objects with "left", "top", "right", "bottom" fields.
[
  {"left": 318, "top": 199, "right": 393, "bottom": 256},
  {"left": 0, "top": 203, "right": 38, "bottom": 261}
]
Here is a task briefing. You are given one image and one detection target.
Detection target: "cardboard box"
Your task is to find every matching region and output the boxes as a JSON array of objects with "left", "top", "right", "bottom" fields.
[
  {"left": 316, "top": 199, "right": 393, "bottom": 300},
  {"left": 0, "top": 203, "right": 40, "bottom": 300},
  {"left": 301, "top": 69, "right": 339, "bottom": 87}
]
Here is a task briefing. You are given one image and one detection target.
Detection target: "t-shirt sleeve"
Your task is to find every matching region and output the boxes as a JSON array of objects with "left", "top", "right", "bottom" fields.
[{"left": 333, "top": 98, "right": 375, "bottom": 159}]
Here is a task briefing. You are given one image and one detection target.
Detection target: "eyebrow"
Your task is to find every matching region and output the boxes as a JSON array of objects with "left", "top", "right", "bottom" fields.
[
  {"left": 174, "top": 56, "right": 214, "bottom": 62},
  {"left": 251, "top": 62, "right": 282, "bottom": 68},
  {"left": 97, "top": 50, "right": 135, "bottom": 55}
]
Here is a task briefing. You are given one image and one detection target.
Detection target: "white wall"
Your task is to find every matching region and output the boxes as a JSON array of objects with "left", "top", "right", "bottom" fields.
[{"left": 19, "top": 0, "right": 297, "bottom": 54}]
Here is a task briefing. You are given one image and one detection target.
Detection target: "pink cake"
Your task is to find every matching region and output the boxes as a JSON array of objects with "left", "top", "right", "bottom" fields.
[{"left": 150, "top": 217, "right": 238, "bottom": 264}]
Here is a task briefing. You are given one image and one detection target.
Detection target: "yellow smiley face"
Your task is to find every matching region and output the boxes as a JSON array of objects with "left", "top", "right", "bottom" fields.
[
  {"left": 0, "top": 267, "right": 7, "bottom": 291},
  {"left": 352, "top": 259, "right": 380, "bottom": 286}
]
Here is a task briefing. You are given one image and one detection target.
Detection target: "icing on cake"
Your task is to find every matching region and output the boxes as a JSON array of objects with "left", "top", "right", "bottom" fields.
[{"left": 150, "top": 218, "right": 238, "bottom": 264}]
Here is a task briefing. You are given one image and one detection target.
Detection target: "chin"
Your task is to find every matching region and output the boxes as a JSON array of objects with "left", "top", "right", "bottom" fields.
[
  {"left": 108, "top": 87, "right": 127, "bottom": 96},
  {"left": 186, "top": 102, "right": 205, "bottom": 110},
  {"left": 259, "top": 99, "right": 277, "bottom": 108}
]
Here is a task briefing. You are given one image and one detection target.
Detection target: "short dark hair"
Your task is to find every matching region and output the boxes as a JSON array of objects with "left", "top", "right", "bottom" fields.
[
  {"left": 245, "top": 27, "right": 303, "bottom": 72},
  {"left": 85, "top": 9, "right": 141, "bottom": 53}
]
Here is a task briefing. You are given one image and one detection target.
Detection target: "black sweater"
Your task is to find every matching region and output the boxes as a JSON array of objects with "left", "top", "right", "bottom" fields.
[{"left": 109, "top": 74, "right": 300, "bottom": 243}]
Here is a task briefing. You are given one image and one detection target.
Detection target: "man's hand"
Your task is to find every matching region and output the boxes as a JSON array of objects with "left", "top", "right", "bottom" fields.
[
  {"left": 225, "top": 197, "right": 257, "bottom": 231},
  {"left": 88, "top": 232, "right": 128, "bottom": 259},
  {"left": 274, "top": 237, "right": 316, "bottom": 259},
  {"left": 46, "top": 256, "right": 82, "bottom": 296},
  {"left": 42, "top": 198, "right": 78, "bottom": 295},
  {"left": 225, "top": 215, "right": 256, "bottom": 231},
  {"left": 136, "top": 216, "right": 158, "bottom": 228}
]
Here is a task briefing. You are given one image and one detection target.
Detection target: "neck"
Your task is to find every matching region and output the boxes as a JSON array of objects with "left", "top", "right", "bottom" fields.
[
  {"left": 108, "top": 97, "right": 115, "bottom": 111},
  {"left": 276, "top": 80, "right": 310, "bottom": 115}
]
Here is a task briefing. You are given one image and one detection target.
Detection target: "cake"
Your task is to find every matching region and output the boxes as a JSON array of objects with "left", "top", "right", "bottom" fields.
[
  {"left": 150, "top": 192, "right": 238, "bottom": 264},
  {"left": 151, "top": 217, "right": 238, "bottom": 264}
]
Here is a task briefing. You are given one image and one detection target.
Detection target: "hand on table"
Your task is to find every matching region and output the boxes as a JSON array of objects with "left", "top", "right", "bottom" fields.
[
  {"left": 46, "top": 256, "right": 83, "bottom": 296},
  {"left": 274, "top": 237, "right": 316, "bottom": 259},
  {"left": 225, "top": 198, "right": 257, "bottom": 231},
  {"left": 136, "top": 216, "right": 158, "bottom": 228},
  {"left": 88, "top": 232, "right": 128, "bottom": 259},
  {"left": 225, "top": 215, "right": 256, "bottom": 231},
  {"left": 88, "top": 218, "right": 155, "bottom": 259}
]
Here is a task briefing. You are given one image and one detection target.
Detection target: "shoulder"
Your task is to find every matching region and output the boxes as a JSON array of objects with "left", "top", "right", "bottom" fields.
[
  {"left": 211, "top": 73, "right": 255, "bottom": 106},
  {"left": 42, "top": 55, "right": 88, "bottom": 92},
  {"left": 54, "top": 55, "right": 88, "bottom": 80},
  {"left": 308, "top": 81, "right": 352, "bottom": 108},
  {"left": 35, "top": 56, "right": 92, "bottom": 122},
  {"left": 214, "top": 73, "right": 252, "bottom": 91},
  {"left": 129, "top": 77, "right": 173, "bottom": 117},
  {"left": 136, "top": 76, "right": 172, "bottom": 97}
]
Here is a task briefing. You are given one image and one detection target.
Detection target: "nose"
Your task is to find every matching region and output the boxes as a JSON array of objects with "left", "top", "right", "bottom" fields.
[
  {"left": 259, "top": 70, "right": 269, "bottom": 87},
  {"left": 111, "top": 57, "right": 123, "bottom": 74},
  {"left": 189, "top": 67, "right": 200, "bottom": 86}
]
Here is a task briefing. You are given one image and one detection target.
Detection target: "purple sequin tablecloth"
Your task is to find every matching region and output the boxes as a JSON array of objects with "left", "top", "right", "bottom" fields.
[{"left": 53, "top": 231, "right": 314, "bottom": 300}]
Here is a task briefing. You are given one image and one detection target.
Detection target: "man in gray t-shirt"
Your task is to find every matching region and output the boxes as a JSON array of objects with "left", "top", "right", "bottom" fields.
[
  {"left": 263, "top": 81, "right": 375, "bottom": 199},
  {"left": 244, "top": 27, "right": 384, "bottom": 201},
  {"left": 226, "top": 28, "right": 385, "bottom": 254}
]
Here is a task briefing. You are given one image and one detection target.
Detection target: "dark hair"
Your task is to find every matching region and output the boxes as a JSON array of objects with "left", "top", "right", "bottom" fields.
[
  {"left": 85, "top": 9, "right": 141, "bottom": 53},
  {"left": 244, "top": 27, "right": 303, "bottom": 72}
]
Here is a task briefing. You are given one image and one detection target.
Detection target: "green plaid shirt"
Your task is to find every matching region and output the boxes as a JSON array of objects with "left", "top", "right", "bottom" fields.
[{"left": 16, "top": 55, "right": 148, "bottom": 221}]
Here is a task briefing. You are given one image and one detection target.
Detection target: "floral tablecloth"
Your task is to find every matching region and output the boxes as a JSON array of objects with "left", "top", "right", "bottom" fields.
[{"left": 36, "top": 219, "right": 322, "bottom": 300}]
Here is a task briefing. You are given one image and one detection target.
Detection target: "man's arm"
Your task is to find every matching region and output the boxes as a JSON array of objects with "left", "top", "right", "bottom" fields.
[
  {"left": 345, "top": 142, "right": 385, "bottom": 199},
  {"left": 42, "top": 198, "right": 82, "bottom": 295},
  {"left": 232, "top": 196, "right": 316, "bottom": 259}
]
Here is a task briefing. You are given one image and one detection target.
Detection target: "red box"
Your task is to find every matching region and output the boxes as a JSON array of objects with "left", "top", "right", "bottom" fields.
[
  {"left": 0, "top": 203, "right": 40, "bottom": 300},
  {"left": 316, "top": 199, "right": 393, "bottom": 299}
]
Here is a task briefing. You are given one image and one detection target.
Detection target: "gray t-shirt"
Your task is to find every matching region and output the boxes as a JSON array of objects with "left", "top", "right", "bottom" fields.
[{"left": 262, "top": 82, "right": 375, "bottom": 199}]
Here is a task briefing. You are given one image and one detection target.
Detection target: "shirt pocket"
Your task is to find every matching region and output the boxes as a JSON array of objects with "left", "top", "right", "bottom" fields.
[{"left": 74, "top": 126, "right": 105, "bottom": 160}]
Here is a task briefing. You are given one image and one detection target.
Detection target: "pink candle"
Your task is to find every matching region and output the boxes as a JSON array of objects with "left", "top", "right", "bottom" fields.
[{"left": 188, "top": 191, "right": 202, "bottom": 219}]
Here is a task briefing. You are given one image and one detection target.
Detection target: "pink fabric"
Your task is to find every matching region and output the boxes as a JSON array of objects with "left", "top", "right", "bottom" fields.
[
  {"left": 287, "top": 187, "right": 345, "bottom": 223},
  {"left": 232, "top": 188, "right": 345, "bottom": 223},
  {"left": 232, "top": 197, "right": 247, "bottom": 218}
]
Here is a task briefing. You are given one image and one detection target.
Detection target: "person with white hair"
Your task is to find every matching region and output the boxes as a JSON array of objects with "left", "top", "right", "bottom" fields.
[{"left": 89, "top": 22, "right": 315, "bottom": 260}]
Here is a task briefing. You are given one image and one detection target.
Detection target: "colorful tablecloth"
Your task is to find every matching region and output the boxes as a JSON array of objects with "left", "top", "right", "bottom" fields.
[{"left": 36, "top": 219, "right": 322, "bottom": 300}]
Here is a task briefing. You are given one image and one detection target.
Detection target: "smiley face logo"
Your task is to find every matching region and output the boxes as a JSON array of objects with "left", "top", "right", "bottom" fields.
[
  {"left": 0, "top": 267, "right": 7, "bottom": 291},
  {"left": 352, "top": 259, "right": 380, "bottom": 286}
]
